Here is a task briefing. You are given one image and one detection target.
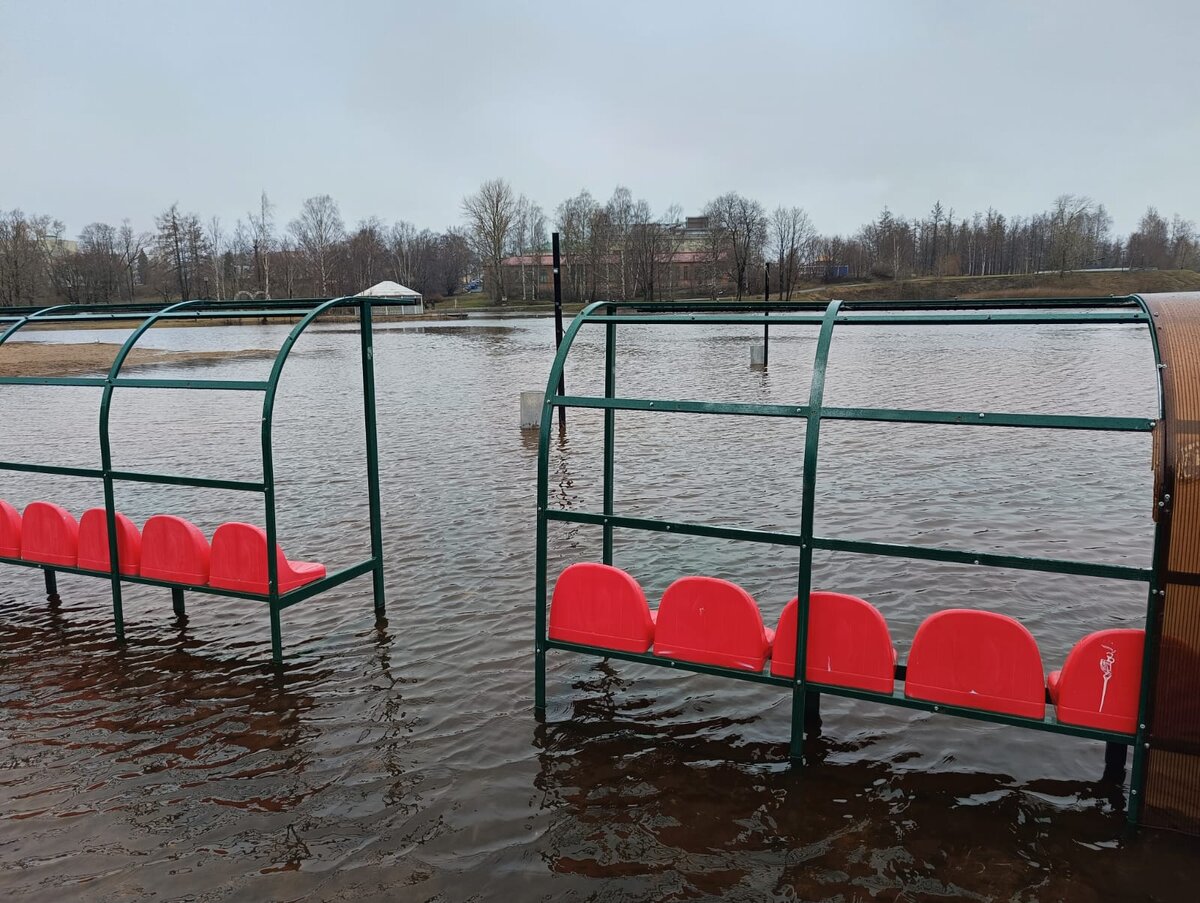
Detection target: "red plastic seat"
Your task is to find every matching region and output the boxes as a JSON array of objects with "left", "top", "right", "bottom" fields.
[
  {"left": 548, "top": 562, "right": 655, "bottom": 652},
  {"left": 20, "top": 502, "right": 79, "bottom": 567},
  {"left": 1048, "top": 629, "right": 1144, "bottom": 734},
  {"left": 771, "top": 592, "right": 897, "bottom": 693},
  {"left": 77, "top": 508, "right": 142, "bottom": 575},
  {"left": 653, "top": 576, "right": 774, "bottom": 672},
  {"left": 208, "top": 522, "right": 326, "bottom": 595},
  {"left": 0, "top": 499, "right": 20, "bottom": 558},
  {"left": 905, "top": 609, "right": 1046, "bottom": 719},
  {"left": 140, "top": 515, "right": 210, "bottom": 585}
]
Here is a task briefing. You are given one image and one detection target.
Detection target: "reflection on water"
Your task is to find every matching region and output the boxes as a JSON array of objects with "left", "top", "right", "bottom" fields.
[{"left": 0, "top": 317, "right": 1197, "bottom": 900}]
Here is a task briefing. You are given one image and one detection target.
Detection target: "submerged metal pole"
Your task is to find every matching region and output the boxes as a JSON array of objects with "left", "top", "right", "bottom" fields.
[
  {"left": 763, "top": 261, "right": 770, "bottom": 368},
  {"left": 552, "top": 233, "right": 566, "bottom": 429}
]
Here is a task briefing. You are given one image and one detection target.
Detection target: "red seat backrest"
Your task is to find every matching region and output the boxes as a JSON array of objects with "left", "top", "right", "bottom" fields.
[
  {"left": 1049, "top": 628, "right": 1144, "bottom": 734},
  {"left": 20, "top": 501, "right": 79, "bottom": 567},
  {"left": 140, "top": 515, "right": 210, "bottom": 585},
  {"left": 905, "top": 609, "right": 1046, "bottom": 719},
  {"left": 0, "top": 499, "right": 20, "bottom": 558},
  {"left": 77, "top": 508, "right": 142, "bottom": 575},
  {"left": 653, "top": 576, "right": 772, "bottom": 672},
  {"left": 208, "top": 522, "right": 325, "bottom": 595},
  {"left": 771, "top": 592, "right": 896, "bottom": 693},
  {"left": 549, "top": 562, "right": 654, "bottom": 653}
]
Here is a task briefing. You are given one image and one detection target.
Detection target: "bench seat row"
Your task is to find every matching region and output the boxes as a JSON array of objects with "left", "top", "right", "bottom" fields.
[
  {"left": 0, "top": 499, "right": 325, "bottom": 596},
  {"left": 548, "top": 562, "right": 1144, "bottom": 735}
]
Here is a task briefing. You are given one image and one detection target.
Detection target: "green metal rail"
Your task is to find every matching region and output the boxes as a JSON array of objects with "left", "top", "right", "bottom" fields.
[
  {"left": 534, "top": 294, "right": 1164, "bottom": 826},
  {"left": 0, "top": 297, "right": 387, "bottom": 662}
]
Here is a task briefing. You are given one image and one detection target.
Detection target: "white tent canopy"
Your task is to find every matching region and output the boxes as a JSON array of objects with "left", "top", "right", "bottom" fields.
[{"left": 355, "top": 280, "right": 422, "bottom": 300}]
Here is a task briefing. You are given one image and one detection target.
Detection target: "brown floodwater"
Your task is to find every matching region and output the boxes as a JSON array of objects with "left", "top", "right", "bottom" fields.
[{"left": 0, "top": 316, "right": 1198, "bottom": 901}]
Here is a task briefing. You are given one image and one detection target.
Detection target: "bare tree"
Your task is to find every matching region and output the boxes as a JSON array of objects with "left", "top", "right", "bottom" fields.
[
  {"left": 289, "top": 194, "right": 345, "bottom": 296},
  {"left": 117, "top": 219, "right": 146, "bottom": 301},
  {"left": 704, "top": 192, "right": 767, "bottom": 300},
  {"left": 769, "top": 206, "right": 815, "bottom": 300},
  {"left": 1048, "top": 194, "right": 1096, "bottom": 274},
  {"left": 462, "top": 178, "right": 516, "bottom": 302},
  {"left": 154, "top": 203, "right": 207, "bottom": 300},
  {"left": 605, "top": 186, "right": 635, "bottom": 300},
  {"left": 248, "top": 191, "right": 275, "bottom": 298},
  {"left": 206, "top": 216, "right": 225, "bottom": 299}
]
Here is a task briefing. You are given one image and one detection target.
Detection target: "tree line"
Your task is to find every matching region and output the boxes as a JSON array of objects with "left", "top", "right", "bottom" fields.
[
  {"left": 0, "top": 193, "right": 472, "bottom": 307},
  {"left": 2, "top": 184, "right": 1198, "bottom": 307}
]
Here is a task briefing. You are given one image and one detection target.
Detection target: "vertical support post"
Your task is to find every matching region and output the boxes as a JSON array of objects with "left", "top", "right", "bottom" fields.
[
  {"left": 97, "top": 299, "right": 198, "bottom": 643},
  {"left": 263, "top": 363, "right": 282, "bottom": 662},
  {"left": 360, "top": 299, "right": 386, "bottom": 617},
  {"left": 602, "top": 316, "right": 616, "bottom": 565},
  {"left": 790, "top": 300, "right": 842, "bottom": 765},
  {"left": 534, "top": 302, "right": 599, "bottom": 717},
  {"left": 1127, "top": 296, "right": 1170, "bottom": 827},
  {"left": 763, "top": 261, "right": 770, "bottom": 368},
  {"left": 552, "top": 232, "right": 566, "bottom": 430},
  {"left": 43, "top": 568, "right": 57, "bottom": 598},
  {"left": 1104, "top": 741, "right": 1129, "bottom": 783},
  {"left": 172, "top": 587, "right": 186, "bottom": 619},
  {"left": 269, "top": 600, "right": 283, "bottom": 665}
]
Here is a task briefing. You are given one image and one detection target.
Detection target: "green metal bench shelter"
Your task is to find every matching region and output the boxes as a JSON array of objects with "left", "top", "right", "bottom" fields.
[
  {"left": 533, "top": 293, "right": 1200, "bottom": 831},
  {"left": 0, "top": 297, "right": 386, "bottom": 663}
]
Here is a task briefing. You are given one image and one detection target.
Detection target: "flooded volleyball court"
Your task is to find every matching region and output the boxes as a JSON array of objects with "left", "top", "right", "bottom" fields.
[{"left": 0, "top": 316, "right": 1196, "bottom": 900}]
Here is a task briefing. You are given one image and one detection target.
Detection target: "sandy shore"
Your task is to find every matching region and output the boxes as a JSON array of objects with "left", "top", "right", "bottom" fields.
[{"left": 0, "top": 342, "right": 277, "bottom": 377}]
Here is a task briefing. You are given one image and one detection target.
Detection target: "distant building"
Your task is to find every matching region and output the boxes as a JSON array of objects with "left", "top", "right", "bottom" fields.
[{"left": 500, "top": 215, "right": 735, "bottom": 301}]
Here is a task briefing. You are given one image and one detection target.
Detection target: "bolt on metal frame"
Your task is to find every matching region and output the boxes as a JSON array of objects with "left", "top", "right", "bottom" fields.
[
  {"left": 0, "top": 297, "right": 387, "bottom": 663},
  {"left": 533, "top": 295, "right": 1168, "bottom": 827}
]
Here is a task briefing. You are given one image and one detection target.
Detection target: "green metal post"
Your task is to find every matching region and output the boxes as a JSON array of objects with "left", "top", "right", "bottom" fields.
[
  {"left": 536, "top": 302, "right": 608, "bottom": 714},
  {"left": 602, "top": 316, "right": 616, "bottom": 565},
  {"left": 172, "top": 587, "right": 186, "bottom": 618},
  {"left": 1127, "top": 294, "right": 1170, "bottom": 825},
  {"left": 98, "top": 298, "right": 200, "bottom": 641},
  {"left": 269, "top": 600, "right": 283, "bottom": 664},
  {"left": 790, "top": 299, "right": 842, "bottom": 764},
  {"left": 261, "top": 296, "right": 347, "bottom": 664},
  {"left": 43, "top": 568, "right": 57, "bottom": 598},
  {"left": 360, "top": 300, "right": 386, "bottom": 616}
]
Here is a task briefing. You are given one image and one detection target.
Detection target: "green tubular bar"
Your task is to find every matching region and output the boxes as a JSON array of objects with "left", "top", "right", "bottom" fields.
[
  {"left": 544, "top": 510, "right": 1152, "bottom": 583},
  {"left": 1127, "top": 293, "right": 1169, "bottom": 824},
  {"left": 545, "top": 639, "right": 1137, "bottom": 745},
  {"left": 535, "top": 300, "right": 611, "bottom": 713},
  {"left": 791, "top": 300, "right": 842, "bottom": 761},
  {"left": 583, "top": 311, "right": 1147, "bottom": 327},
  {"left": 552, "top": 394, "right": 1153, "bottom": 432},
  {"left": 535, "top": 294, "right": 1165, "bottom": 825},
  {"left": 0, "top": 297, "right": 387, "bottom": 664}
]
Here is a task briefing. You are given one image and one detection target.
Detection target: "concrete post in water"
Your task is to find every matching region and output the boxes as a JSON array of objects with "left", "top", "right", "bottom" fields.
[
  {"left": 750, "top": 344, "right": 766, "bottom": 368},
  {"left": 520, "top": 391, "right": 543, "bottom": 430}
]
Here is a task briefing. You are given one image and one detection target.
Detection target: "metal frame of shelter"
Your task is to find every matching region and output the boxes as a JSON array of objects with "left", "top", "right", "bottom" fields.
[
  {"left": 533, "top": 294, "right": 1177, "bottom": 828},
  {"left": 0, "top": 297, "right": 386, "bottom": 663}
]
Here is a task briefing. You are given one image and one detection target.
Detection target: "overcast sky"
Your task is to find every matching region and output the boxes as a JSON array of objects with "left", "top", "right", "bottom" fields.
[{"left": 2, "top": 0, "right": 1197, "bottom": 238}]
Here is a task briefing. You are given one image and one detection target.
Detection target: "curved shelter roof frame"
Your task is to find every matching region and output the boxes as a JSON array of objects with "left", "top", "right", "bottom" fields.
[
  {"left": 0, "top": 296, "right": 387, "bottom": 663},
  {"left": 532, "top": 292, "right": 1200, "bottom": 831}
]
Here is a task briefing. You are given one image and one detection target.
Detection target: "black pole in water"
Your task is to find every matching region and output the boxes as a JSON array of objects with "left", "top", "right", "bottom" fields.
[
  {"left": 763, "top": 261, "right": 770, "bottom": 368},
  {"left": 552, "top": 232, "right": 566, "bottom": 428}
]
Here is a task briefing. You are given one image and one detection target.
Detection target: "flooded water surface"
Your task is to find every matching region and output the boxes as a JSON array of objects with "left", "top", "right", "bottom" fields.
[{"left": 1, "top": 315, "right": 1197, "bottom": 901}]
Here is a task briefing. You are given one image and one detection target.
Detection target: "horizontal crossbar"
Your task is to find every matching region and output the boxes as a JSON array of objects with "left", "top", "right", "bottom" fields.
[
  {"left": 0, "top": 460, "right": 264, "bottom": 492},
  {"left": 544, "top": 639, "right": 1135, "bottom": 744},
  {"left": 544, "top": 509, "right": 1151, "bottom": 582},
  {"left": 0, "top": 376, "right": 269, "bottom": 391},
  {"left": 553, "top": 395, "right": 1154, "bottom": 432},
  {"left": 583, "top": 311, "right": 1149, "bottom": 326},
  {"left": 0, "top": 554, "right": 376, "bottom": 604}
]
